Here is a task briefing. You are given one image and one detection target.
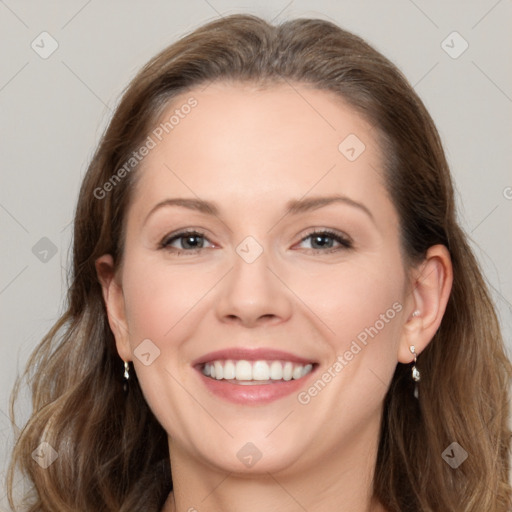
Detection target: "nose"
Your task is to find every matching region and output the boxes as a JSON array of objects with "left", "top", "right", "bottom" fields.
[{"left": 214, "top": 244, "right": 293, "bottom": 328}]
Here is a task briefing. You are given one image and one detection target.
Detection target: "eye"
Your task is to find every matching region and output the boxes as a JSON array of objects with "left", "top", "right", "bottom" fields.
[
  {"left": 296, "top": 229, "right": 353, "bottom": 253},
  {"left": 160, "top": 230, "right": 214, "bottom": 255}
]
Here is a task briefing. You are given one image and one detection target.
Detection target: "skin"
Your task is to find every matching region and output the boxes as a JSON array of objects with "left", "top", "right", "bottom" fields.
[{"left": 96, "top": 82, "right": 452, "bottom": 512}]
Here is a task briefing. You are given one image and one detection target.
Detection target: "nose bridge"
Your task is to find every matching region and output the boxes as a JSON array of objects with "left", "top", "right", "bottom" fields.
[
  {"left": 232, "top": 235, "right": 271, "bottom": 286},
  {"left": 214, "top": 234, "right": 292, "bottom": 325}
]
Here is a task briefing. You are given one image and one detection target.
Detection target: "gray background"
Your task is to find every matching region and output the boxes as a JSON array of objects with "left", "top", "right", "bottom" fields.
[{"left": 1, "top": 0, "right": 511, "bottom": 508}]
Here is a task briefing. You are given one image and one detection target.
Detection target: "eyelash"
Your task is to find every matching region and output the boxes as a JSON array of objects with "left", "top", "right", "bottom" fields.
[
  {"left": 159, "top": 228, "right": 353, "bottom": 256},
  {"left": 300, "top": 228, "right": 353, "bottom": 252}
]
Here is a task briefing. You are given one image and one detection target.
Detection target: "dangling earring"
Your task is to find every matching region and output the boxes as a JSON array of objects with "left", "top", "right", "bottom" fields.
[
  {"left": 123, "top": 361, "right": 130, "bottom": 392},
  {"left": 410, "top": 345, "right": 420, "bottom": 399}
]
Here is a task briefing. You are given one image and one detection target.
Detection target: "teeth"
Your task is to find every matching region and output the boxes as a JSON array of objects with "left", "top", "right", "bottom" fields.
[
  {"left": 214, "top": 361, "right": 223, "bottom": 380},
  {"left": 224, "top": 360, "right": 236, "bottom": 380},
  {"left": 283, "top": 362, "right": 293, "bottom": 381},
  {"left": 252, "top": 361, "right": 269, "bottom": 381},
  {"left": 235, "top": 360, "right": 252, "bottom": 380},
  {"left": 201, "top": 360, "right": 314, "bottom": 382},
  {"left": 292, "top": 365, "right": 303, "bottom": 380},
  {"left": 270, "top": 361, "right": 282, "bottom": 380}
]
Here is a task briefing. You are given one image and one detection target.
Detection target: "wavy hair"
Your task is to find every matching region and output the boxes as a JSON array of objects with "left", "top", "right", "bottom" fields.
[{"left": 8, "top": 14, "right": 511, "bottom": 511}]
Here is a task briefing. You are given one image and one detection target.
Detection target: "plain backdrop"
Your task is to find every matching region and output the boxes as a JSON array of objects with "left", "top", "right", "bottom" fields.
[{"left": 1, "top": 0, "right": 511, "bottom": 508}]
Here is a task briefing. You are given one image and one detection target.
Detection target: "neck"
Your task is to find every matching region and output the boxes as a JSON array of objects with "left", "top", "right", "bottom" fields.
[{"left": 162, "top": 416, "right": 387, "bottom": 512}]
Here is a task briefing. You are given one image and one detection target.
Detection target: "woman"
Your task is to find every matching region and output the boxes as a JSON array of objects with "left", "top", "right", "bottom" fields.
[{"left": 8, "top": 14, "right": 511, "bottom": 512}]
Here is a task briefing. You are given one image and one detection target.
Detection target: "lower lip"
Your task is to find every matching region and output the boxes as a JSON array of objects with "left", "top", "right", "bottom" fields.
[{"left": 196, "top": 368, "right": 316, "bottom": 405}]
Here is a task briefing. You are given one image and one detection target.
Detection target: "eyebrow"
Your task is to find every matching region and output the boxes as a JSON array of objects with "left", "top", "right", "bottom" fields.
[{"left": 143, "top": 194, "right": 375, "bottom": 225}]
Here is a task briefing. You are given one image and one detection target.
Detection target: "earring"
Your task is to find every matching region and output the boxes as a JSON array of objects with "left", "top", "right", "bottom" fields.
[
  {"left": 123, "top": 361, "right": 130, "bottom": 380},
  {"left": 411, "top": 310, "right": 420, "bottom": 318},
  {"left": 410, "top": 345, "right": 420, "bottom": 399}
]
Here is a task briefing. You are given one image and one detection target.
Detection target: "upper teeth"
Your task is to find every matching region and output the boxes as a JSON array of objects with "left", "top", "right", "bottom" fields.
[{"left": 202, "top": 360, "right": 313, "bottom": 381}]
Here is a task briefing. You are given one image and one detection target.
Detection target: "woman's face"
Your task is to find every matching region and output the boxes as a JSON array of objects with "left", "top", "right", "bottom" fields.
[{"left": 106, "top": 82, "right": 414, "bottom": 476}]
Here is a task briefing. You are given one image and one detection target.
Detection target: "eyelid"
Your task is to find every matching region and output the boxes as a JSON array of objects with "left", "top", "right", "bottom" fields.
[
  {"left": 159, "top": 227, "right": 353, "bottom": 257},
  {"left": 295, "top": 228, "right": 353, "bottom": 251},
  {"left": 159, "top": 228, "right": 213, "bottom": 249},
  {"left": 299, "top": 227, "right": 353, "bottom": 245}
]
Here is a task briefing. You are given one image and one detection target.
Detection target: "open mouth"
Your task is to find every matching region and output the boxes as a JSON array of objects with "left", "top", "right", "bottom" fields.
[
  {"left": 200, "top": 359, "right": 315, "bottom": 385},
  {"left": 192, "top": 348, "right": 319, "bottom": 403}
]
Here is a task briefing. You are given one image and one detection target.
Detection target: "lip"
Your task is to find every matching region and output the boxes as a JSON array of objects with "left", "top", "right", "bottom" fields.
[{"left": 191, "top": 347, "right": 318, "bottom": 405}]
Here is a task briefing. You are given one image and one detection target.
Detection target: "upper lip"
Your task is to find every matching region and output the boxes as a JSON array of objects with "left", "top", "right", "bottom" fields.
[{"left": 192, "top": 348, "right": 317, "bottom": 367}]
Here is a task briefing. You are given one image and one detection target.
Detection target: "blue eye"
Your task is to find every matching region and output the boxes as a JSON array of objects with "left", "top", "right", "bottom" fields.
[
  {"left": 160, "top": 228, "right": 352, "bottom": 256},
  {"left": 297, "top": 230, "right": 352, "bottom": 252},
  {"left": 160, "top": 230, "right": 213, "bottom": 254}
]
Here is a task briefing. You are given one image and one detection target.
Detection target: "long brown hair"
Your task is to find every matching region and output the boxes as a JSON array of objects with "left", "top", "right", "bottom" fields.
[{"left": 8, "top": 14, "right": 511, "bottom": 511}]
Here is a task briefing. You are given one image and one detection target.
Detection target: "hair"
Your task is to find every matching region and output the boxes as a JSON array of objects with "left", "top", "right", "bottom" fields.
[{"left": 8, "top": 13, "right": 511, "bottom": 512}]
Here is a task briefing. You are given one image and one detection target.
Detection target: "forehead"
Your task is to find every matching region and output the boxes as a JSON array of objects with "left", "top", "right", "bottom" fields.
[{"left": 129, "top": 81, "right": 389, "bottom": 220}]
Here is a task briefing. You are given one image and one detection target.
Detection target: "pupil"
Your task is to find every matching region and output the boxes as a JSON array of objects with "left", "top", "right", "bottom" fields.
[
  {"left": 183, "top": 235, "right": 202, "bottom": 249},
  {"left": 313, "top": 235, "right": 332, "bottom": 248}
]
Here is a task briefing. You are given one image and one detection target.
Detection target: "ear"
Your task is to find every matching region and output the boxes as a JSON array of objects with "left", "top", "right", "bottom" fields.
[
  {"left": 95, "top": 254, "right": 131, "bottom": 362},
  {"left": 398, "top": 244, "right": 453, "bottom": 363}
]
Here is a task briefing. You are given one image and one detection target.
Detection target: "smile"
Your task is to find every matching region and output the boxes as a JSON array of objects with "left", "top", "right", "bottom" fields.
[
  {"left": 192, "top": 347, "right": 318, "bottom": 404},
  {"left": 202, "top": 359, "right": 314, "bottom": 384}
]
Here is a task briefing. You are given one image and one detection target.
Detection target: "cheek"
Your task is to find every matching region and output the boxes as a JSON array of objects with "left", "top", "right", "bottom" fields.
[
  {"left": 292, "top": 258, "right": 406, "bottom": 428},
  {"left": 121, "top": 254, "right": 215, "bottom": 342},
  {"left": 291, "top": 256, "right": 405, "bottom": 354},
  {"left": 119, "top": 256, "right": 204, "bottom": 434}
]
